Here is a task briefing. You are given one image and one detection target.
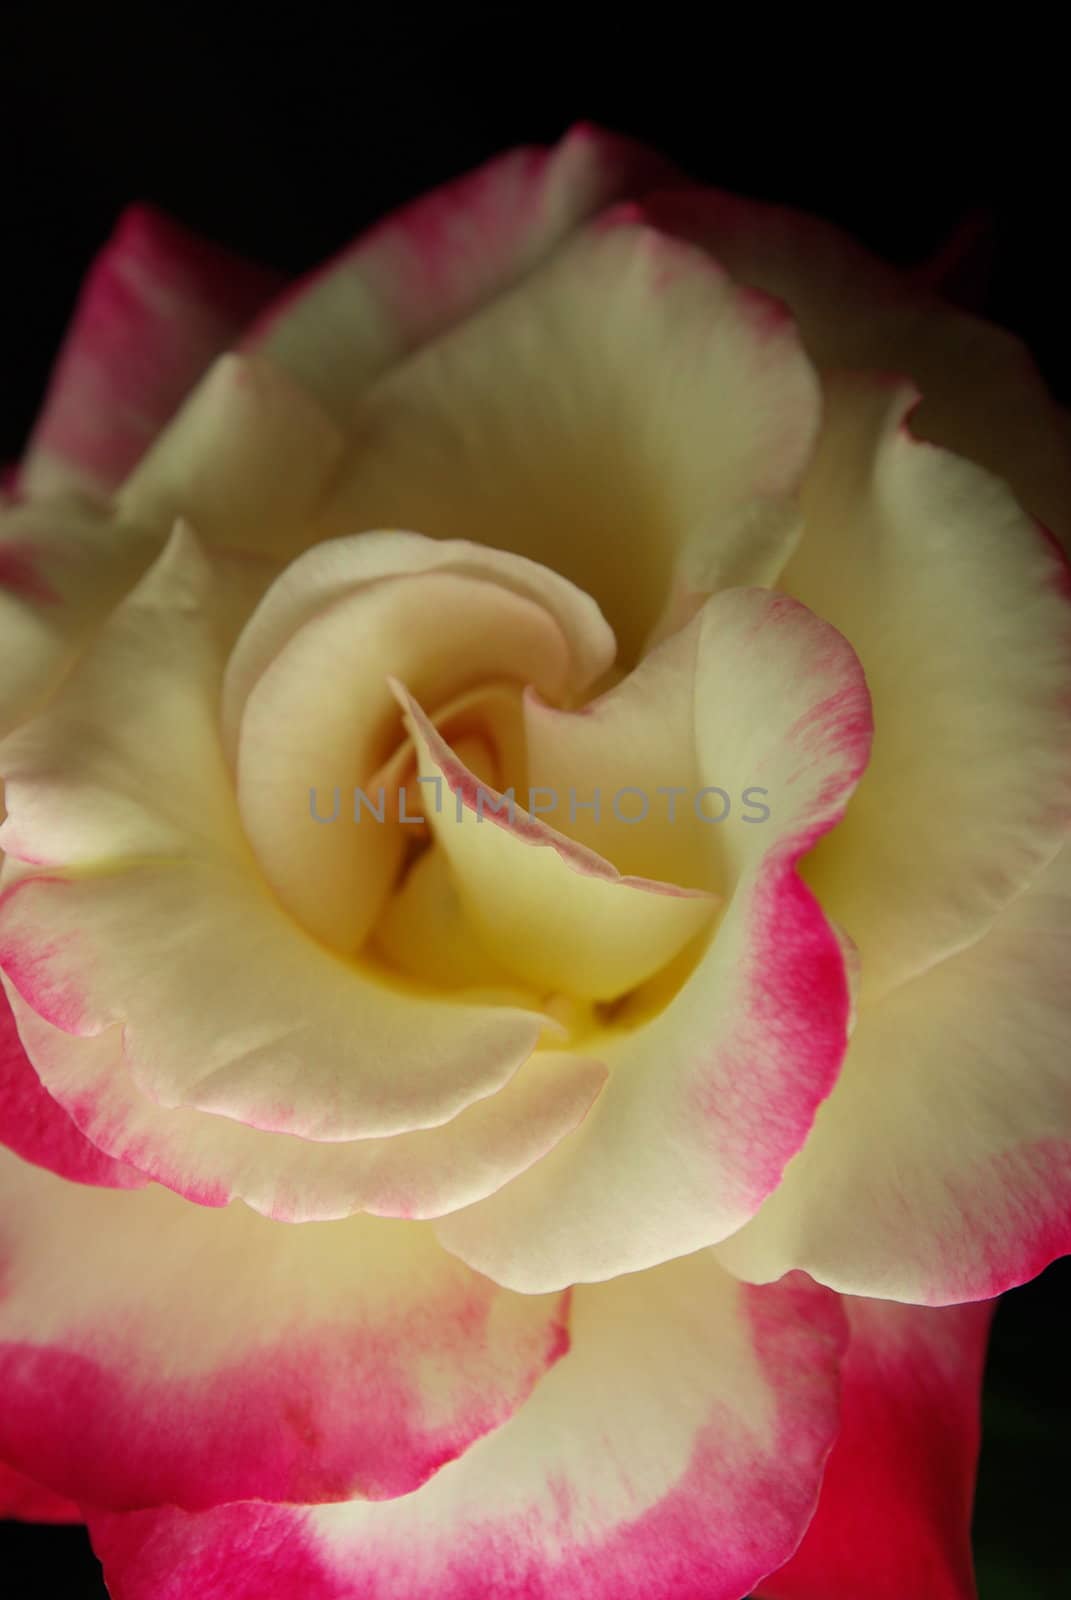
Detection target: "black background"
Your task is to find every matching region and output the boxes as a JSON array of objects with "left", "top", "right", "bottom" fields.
[{"left": 1, "top": 11, "right": 1069, "bottom": 1596}]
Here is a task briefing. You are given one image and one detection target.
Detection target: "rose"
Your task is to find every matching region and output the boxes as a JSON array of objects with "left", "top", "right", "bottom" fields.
[
  {"left": 0, "top": 123, "right": 1068, "bottom": 1599},
  {"left": 2, "top": 119, "right": 1067, "bottom": 1600}
]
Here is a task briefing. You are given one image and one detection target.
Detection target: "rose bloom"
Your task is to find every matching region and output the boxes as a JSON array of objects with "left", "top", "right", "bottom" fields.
[{"left": 0, "top": 124, "right": 1069, "bottom": 1600}]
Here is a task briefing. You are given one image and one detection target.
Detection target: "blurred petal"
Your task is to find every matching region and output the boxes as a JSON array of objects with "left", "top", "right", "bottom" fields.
[
  {"left": 88, "top": 1263, "right": 845, "bottom": 1600},
  {"left": 0, "top": 499, "right": 158, "bottom": 739},
  {"left": 911, "top": 209, "right": 994, "bottom": 313},
  {"left": 117, "top": 353, "right": 345, "bottom": 558},
  {"left": 249, "top": 123, "right": 676, "bottom": 421},
  {"left": 647, "top": 185, "right": 1071, "bottom": 545},
  {"left": 0, "top": 1460, "right": 81, "bottom": 1524},
  {"left": 20, "top": 206, "right": 283, "bottom": 499}
]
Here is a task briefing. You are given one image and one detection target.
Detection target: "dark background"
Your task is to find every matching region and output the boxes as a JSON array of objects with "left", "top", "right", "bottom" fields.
[{"left": 1, "top": 11, "right": 1068, "bottom": 1597}]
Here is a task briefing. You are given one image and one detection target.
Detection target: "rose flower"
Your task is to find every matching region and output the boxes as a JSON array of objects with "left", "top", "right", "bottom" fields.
[{"left": 1, "top": 125, "right": 1068, "bottom": 1599}]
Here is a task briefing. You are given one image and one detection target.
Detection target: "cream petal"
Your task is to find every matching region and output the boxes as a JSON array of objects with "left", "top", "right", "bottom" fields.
[
  {"left": 715, "top": 840, "right": 1071, "bottom": 1305},
  {"left": 118, "top": 353, "right": 345, "bottom": 559},
  {"left": 311, "top": 214, "right": 819, "bottom": 660},
  {"left": 248, "top": 124, "right": 677, "bottom": 421},
  {"left": 3, "top": 977, "right": 606, "bottom": 1223},
  {"left": 646, "top": 184, "right": 1071, "bottom": 547},
  {"left": 372, "top": 843, "right": 522, "bottom": 991},
  {"left": 0, "top": 523, "right": 561, "bottom": 1149},
  {"left": 0, "top": 499, "right": 159, "bottom": 739},
  {"left": 221, "top": 528, "right": 615, "bottom": 761},
  {"left": 0, "top": 859, "right": 549, "bottom": 1142},
  {"left": 435, "top": 587, "right": 872, "bottom": 1290},
  {"left": 0, "top": 522, "right": 272, "bottom": 868},
  {"left": 233, "top": 535, "right": 612, "bottom": 954},
  {"left": 784, "top": 374, "right": 1071, "bottom": 998},
  {"left": 396, "top": 683, "right": 716, "bottom": 1002},
  {"left": 521, "top": 620, "right": 715, "bottom": 891}
]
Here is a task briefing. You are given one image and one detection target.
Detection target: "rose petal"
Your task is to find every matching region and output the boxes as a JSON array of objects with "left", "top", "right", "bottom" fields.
[
  {"left": 521, "top": 621, "right": 717, "bottom": 891},
  {"left": 19, "top": 206, "right": 283, "bottom": 500},
  {"left": 0, "top": 979, "right": 144, "bottom": 1190},
  {"left": 715, "top": 840, "right": 1071, "bottom": 1304},
  {"left": 0, "top": 1146, "right": 570, "bottom": 1511},
  {"left": 397, "top": 684, "right": 716, "bottom": 1001},
  {"left": 0, "top": 499, "right": 159, "bottom": 739},
  {"left": 117, "top": 353, "right": 346, "bottom": 558},
  {"left": 0, "top": 526, "right": 555, "bottom": 1141},
  {"left": 0, "top": 1460, "right": 82, "bottom": 1525},
  {"left": 372, "top": 822, "right": 525, "bottom": 990},
  {"left": 4, "top": 975, "right": 606, "bottom": 1222},
  {"left": 231, "top": 531, "right": 614, "bottom": 953},
  {"left": 646, "top": 184, "right": 1071, "bottom": 545},
  {"left": 0, "top": 858, "right": 551, "bottom": 1142},
  {"left": 222, "top": 526, "right": 615, "bottom": 755},
  {"left": 0, "top": 522, "right": 272, "bottom": 868},
  {"left": 87, "top": 1263, "right": 845, "bottom": 1600},
  {"left": 757, "top": 1298, "right": 992, "bottom": 1600},
  {"left": 782, "top": 374, "right": 1071, "bottom": 998},
  {"left": 247, "top": 123, "right": 677, "bottom": 421},
  {"left": 311, "top": 214, "right": 819, "bottom": 660},
  {"left": 435, "top": 586, "right": 871, "bottom": 1291}
]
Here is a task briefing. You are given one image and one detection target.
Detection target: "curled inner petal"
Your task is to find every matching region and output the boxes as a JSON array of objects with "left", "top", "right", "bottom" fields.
[{"left": 394, "top": 682, "right": 718, "bottom": 1003}]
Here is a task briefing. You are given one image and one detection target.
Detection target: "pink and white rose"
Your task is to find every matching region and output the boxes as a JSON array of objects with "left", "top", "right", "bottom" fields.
[{"left": 1, "top": 123, "right": 1069, "bottom": 1599}]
